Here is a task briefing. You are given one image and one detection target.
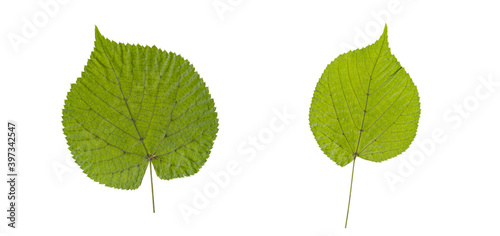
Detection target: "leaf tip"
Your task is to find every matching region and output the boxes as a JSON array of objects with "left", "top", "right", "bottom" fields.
[
  {"left": 94, "top": 25, "right": 105, "bottom": 41},
  {"left": 380, "top": 23, "right": 388, "bottom": 40}
]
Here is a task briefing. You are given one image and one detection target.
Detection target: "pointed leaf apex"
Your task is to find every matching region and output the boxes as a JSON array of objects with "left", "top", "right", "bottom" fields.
[
  {"left": 380, "top": 24, "right": 388, "bottom": 41},
  {"left": 94, "top": 26, "right": 105, "bottom": 42}
]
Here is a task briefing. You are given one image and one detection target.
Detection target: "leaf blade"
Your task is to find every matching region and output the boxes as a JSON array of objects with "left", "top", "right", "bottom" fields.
[
  {"left": 62, "top": 27, "right": 218, "bottom": 190},
  {"left": 309, "top": 25, "right": 420, "bottom": 166}
]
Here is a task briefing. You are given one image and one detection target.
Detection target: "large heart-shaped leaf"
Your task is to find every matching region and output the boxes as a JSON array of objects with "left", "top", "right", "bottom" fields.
[
  {"left": 309, "top": 25, "right": 420, "bottom": 227},
  {"left": 62, "top": 27, "right": 218, "bottom": 212}
]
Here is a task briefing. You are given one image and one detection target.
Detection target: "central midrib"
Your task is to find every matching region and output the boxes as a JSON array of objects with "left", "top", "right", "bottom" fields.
[{"left": 353, "top": 36, "right": 386, "bottom": 156}]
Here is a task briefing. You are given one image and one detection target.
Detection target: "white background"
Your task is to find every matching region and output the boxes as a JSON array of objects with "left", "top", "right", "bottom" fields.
[{"left": 1, "top": 0, "right": 500, "bottom": 235}]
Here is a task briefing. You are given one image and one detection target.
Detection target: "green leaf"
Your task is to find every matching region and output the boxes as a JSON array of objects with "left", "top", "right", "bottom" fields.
[
  {"left": 62, "top": 27, "right": 218, "bottom": 211},
  {"left": 309, "top": 25, "right": 420, "bottom": 227}
]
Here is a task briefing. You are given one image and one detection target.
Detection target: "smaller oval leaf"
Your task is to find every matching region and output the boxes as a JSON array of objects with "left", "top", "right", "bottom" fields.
[{"left": 309, "top": 25, "right": 421, "bottom": 227}]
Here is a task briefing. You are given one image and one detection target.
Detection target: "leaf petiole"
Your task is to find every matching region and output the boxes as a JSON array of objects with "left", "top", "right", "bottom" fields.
[
  {"left": 345, "top": 156, "right": 356, "bottom": 228},
  {"left": 150, "top": 160, "right": 155, "bottom": 213}
]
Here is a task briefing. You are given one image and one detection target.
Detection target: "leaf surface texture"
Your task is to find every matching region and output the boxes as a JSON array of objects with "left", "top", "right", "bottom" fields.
[
  {"left": 62, "top": 27, "right": 218, "bottom": 189},
  {"left": 309, "top": 25, "right": 420, "bottom": 167}
]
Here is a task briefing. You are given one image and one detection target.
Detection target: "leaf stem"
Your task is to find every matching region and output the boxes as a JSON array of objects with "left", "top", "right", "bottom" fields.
[
  {"left": 345, "top": 157, "right": 356, "bottom": 228},
  {"left": 150, "top": 161, "right": 155, "bottom": 213}
]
